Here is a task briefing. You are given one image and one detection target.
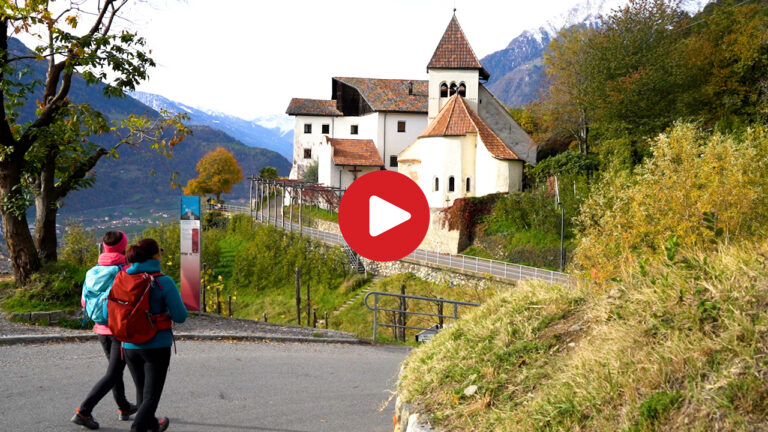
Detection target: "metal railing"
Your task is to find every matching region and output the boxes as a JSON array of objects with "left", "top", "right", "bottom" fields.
[
  {"left": 363, "top": 291, "right": 479, "bottom": 342},
  {"left": 219, "top": 203, "right": 575, "bottom": 285}
]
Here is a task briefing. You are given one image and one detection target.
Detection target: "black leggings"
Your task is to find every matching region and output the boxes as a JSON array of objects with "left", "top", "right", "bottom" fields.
[
  {"left": 79, "top": 335, "right": 131, "bottom": 416},
  {"left": 125, "top": 347, "right": 171, "bottom": 432}
]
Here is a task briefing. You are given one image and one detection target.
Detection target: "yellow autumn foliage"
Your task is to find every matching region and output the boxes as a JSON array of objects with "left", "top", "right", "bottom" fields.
[{"left": 575, "top": 123, "right": 768, "bottom": 281}]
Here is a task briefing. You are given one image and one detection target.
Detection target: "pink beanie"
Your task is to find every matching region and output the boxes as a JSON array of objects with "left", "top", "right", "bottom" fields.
[{"left": 103, "top": 231, "right": 128, "bottom": 253}]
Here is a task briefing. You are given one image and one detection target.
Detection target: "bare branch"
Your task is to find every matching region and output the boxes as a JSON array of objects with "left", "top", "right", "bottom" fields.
[{"left": 86, "top": 0, "right": 115, "bottom": 36}]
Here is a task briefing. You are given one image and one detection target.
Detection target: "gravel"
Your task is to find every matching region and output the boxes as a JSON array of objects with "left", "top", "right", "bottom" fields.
[{"left": 0, "top": 311, "right": 360, "bottom": 341}]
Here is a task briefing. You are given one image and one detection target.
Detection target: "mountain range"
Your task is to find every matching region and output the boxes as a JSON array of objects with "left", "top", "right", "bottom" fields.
[
  {"left": 130, "top": 91, "right": 294, "bottom": 160},
  {"left": 481, "top": 0, "right": 710, "bottom": 107},
  {"left": 6, "top": 38, "right": 291, "bottom": 216},
  {"left": 481, "top": 0, "right": 625, "bottom": 107}
]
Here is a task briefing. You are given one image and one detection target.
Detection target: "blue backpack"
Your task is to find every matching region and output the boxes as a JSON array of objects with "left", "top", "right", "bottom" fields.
[{"left": 82, "top": 265, "right": 122, "bottom": 324}]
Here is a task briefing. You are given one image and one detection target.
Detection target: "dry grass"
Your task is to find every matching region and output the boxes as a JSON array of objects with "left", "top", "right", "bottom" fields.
[{"left": 398, "top": 240, "right": 768, "bottom": 431}]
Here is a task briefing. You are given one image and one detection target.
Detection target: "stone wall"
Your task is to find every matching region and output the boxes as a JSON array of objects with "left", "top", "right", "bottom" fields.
[
  {"left": 311, "top": 218, "right": 342, "bottom": 235},
  {"left": 308, "top": 210, "right": 468, "bottom": 255},
  {"left": 359, "top": 256, "right": 514, "bottom": 289},
  {"left": 418, "top": 209, "right": 467, "bottom": 254},
  {"left": 394, "top": 397, "right": 439, "bottom": 432},
  {"left": 7, "top": 309, "right": 78, "bottom": 324}
]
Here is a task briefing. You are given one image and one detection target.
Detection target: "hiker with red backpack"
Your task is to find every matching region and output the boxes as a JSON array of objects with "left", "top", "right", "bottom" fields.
[
  {"left": 72, "top": 231, "right": 138, "bottom": 430},
  {"left": 111, "top": 238, "right": 187, "bottom": 432}
]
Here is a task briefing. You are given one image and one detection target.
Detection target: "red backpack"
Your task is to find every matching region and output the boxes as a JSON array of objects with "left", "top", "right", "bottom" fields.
[{"left": 107, "top": 271, "right": 172, "bottom": 344}]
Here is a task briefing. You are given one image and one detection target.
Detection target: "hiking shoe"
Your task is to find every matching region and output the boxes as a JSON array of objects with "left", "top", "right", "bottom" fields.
[
  {"left": 129, "top": 416, "right": 169, "bottom": 432},
  {"left": 156, "top": 417, "right": 170, "bottom": 432},
  {"left": 71, "top": 408, "right": 100, "bottom": 430},
  {"left": 119, "top": 404, "right": 138, "bottom": 420}
]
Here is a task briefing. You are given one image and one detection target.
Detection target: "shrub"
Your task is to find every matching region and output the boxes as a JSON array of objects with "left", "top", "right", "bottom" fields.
[
  {"left": 59, "top": 221, "right": 99, "bottom": 268},
  {"left": 483, "top": 191, "right": 559, "bottom": 236},
  {"left": 201, "top": 228, "right": 225, "bottom": 270},
  {"left": 2, "top": 262, "right": 86, "bottom": 312},
  {"left": 230, "top": 224, "right": 349, "bottom": 294},
  {"left": 228, "top": 213, "right": 255, "bottom": 238},
  {"left": 202, "top": 210, "right": 229, "bottom": 231},
  {"left": 528, "top": 150, "right": 599, "bottom": 184},
  {"left": 575, "top": 123, "right": 768, "bottom": 281}
]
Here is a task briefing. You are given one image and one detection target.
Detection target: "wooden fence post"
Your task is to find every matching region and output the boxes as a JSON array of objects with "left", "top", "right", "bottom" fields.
[
  {"left": 295, "top": 267, "right": 301, "bottom": 325},
  {"left": 306, "top": 280, "right": 311, "bottom": 327}
]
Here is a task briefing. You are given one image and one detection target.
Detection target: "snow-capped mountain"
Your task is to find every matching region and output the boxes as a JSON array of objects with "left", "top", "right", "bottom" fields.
[
  {"left": 482, "top": 0, "right": 625, "bottom": 107},
  {"left": 481, "top": 0, "right": 709, "bottom": 107},
  {"left": 130, "top": 91, "right": 293, "bottom": 159},
  {"left": 251, "top": 114, "right": 294, "bottom": 137}
]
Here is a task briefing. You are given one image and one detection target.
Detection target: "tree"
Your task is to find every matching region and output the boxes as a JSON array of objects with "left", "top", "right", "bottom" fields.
[
  {"left": 302, "top": 160, "right": 318, "bottom": 183},
  {"left": 259, "top": 166, "right": 278, "bottom": 179},
  {"left": 0, "top": 1, "right": 188, "bottom": 283},
  {"left": 539, "top": 23, "right": 600, "bottom": 154},
  {"left": 184, "top": 147, "right": 243, "bottom": 202},
  {"left": 539, "top": 0, "right": 691, "bottom": 156}
]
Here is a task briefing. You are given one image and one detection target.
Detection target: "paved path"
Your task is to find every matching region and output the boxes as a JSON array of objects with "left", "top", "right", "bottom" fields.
[{"left": 0, "top": 341, "right": 410, "bottom": 432}]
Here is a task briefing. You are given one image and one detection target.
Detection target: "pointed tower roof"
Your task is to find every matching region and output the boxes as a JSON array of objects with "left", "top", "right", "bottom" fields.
[
  {"left": 419, "top": 94, "right": 520, "bottom": 160},
  {"left": 427, "top": 15, "right": 490, "bottom": 80}
]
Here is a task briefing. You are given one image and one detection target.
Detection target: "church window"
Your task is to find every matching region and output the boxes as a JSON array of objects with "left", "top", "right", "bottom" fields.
[
  {"left": 448, "top": 176, "right": 455, "bottom": 192},
  {"left": 390, "top": 155, "right": 398, "bottom": 167},
  {"left": 440, "top": 83, "right": 448, "bottom": 98},
  {"left": 397, "top": 121, "right": 406, "bottom": 133},
  {"left": 466, "top": 177, "right": 471, "bottom": 192},
  {"left": 322, "top": 124, "right": 330, "bottom": 134},
  {"left": 303, "top": 149, "right": 312, "bottom": 159},
  {"left": 351, "top": 124, "right": 359, "bottom": 135},
  {"left": 458, "top": 83, "right": 466, "bottom": 97},
  {"left": 434, "top": 177, "right": 439, "bottom": 191},
  {"left": 449, "top": 83, "right": 457, "bottom": 96},
  {"left": 303, "top": 123, "right": 312, "bottom": 134}
]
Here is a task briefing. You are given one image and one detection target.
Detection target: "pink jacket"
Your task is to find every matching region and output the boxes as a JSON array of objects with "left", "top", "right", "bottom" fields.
[{"left": 82, "top": 252, "right": 128, "bottom": 335}]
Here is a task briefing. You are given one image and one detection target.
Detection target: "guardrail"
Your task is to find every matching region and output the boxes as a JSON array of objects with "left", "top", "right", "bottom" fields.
[
  {"left": 363, "top": 291, "right": 479, "bottom": 342},
  {"left": 218, "top": 204, "right": 575, "bottom": 285}
]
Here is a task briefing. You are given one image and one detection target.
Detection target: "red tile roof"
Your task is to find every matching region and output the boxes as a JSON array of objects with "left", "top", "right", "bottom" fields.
[
  {"left": 420, "top": 94, "right": 521, "bottom": 160},
  {"left": 286, "top": 98, "right": 342, "bottom": 116},
  {"left": 330, "top": 138, "right": 384, "bottom": 166},
  {"left": 333, "top": 77, "right": 428, "bottom": 113},
  {"left": 427, "top": 15, "right": 490, "bottom": 80}
]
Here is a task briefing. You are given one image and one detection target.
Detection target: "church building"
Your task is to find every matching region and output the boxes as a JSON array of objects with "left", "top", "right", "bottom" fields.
[{"left": 286, "top": 13, "right": 536, "bottom": 208}]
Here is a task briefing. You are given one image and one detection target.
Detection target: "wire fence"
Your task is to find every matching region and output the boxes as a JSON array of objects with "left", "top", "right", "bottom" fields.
[{"left": 219, "top": 204, "right": 575, "bottom": 285}]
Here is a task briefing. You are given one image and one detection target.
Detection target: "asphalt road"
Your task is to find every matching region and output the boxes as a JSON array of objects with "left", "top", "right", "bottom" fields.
[{"left": 0, "top": 341, "right": 410, "bottom": 432}]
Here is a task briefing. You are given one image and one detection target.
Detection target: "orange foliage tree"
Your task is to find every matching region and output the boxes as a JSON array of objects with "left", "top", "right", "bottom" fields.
[{"left": 183, "top": 147, "right": 243, "bottom": 202}]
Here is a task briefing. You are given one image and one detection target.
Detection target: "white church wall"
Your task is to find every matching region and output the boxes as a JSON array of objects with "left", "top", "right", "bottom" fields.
[
  {"left": 415, "top": 136, "right": 464, "bottom": 208},
  {"left": 507, "top": 160, "right": 524, "bottom": 193},
  {"left": 428, "top": 69, "right": 480, "bottom": 120},
  {"left": 291, "top": 115, "right": 333, "bottom": 180},
  {"left": 460, "top": 135, "right": 477, "bottom": 199},
  {"left": 478, "top": 85, "right": 537, "bottom": 165},
  {"left": 381, "top": 113, "right": 427, "bottom": 171},
  {"left": 332, "top": 112, "right": 380, "bottom": 141},
  {"left": 317, "top": 141, "right": 335, "bottom": 187},
  {"left": 476, "top": 143, "right": 510, "bottom": 197}
]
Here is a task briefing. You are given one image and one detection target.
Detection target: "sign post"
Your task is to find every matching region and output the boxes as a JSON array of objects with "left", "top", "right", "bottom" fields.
[{"left": 180, "top": 196, "right": 201, "bottom": 311}]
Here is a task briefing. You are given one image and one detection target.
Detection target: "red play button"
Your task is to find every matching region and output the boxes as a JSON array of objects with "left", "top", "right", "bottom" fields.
[{"left": 339, "top": 171, "right": 429, "bottom": 261}]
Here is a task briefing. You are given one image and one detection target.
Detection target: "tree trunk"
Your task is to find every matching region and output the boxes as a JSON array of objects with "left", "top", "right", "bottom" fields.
[
  {"left": 33, "top": 152, "right": 60, "bottom": 263},
  {"left": 0, "top": 164, "right": 41, "bottom": 284},
  {"left": 34, "top": 194, "right": 58, "bottom": 263}
]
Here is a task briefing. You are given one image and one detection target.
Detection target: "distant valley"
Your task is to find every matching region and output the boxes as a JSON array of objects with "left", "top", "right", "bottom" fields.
[{"left": 130, "top": 91, "right": 294, "bottom": 160}]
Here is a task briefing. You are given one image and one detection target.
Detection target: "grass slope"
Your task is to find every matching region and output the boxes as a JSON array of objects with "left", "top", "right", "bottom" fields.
[{"left": 399, "top": 240, "right": 768, "bottom": 431}]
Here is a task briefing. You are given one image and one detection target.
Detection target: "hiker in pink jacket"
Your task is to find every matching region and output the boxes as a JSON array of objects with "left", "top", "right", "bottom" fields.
[{"left": 71, "top": 231, "right": 137, "bottom": 430}]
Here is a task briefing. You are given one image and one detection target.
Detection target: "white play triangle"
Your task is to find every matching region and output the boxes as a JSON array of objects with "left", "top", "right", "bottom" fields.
[{"left": 369, "top": 195, "right": 411, "bottom": 237}]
